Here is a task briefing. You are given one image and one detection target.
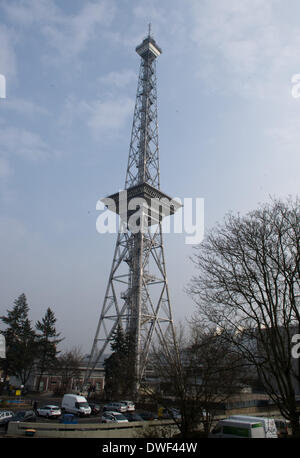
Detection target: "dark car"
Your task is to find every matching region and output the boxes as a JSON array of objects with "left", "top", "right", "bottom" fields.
[
  {"left": 88, "top": 402, "right": 101, "bottom": 415},
  {"left": 158, "top": 407, "right": 181, "bottom": 420},
  {"left": 0, "top": 410, "right": 14, "bottom": 426},
  {"left": 10, "top": 410, "right": 37, "bottom": 423},
  {"left": 123, "top": 412, "right": 144, "bottom": 422},
  {"left": 138, "top": 411, "right": 158, "bottom": 421},
  {"left": 4, "top": 410, "right": 36, "bottom": 432}
]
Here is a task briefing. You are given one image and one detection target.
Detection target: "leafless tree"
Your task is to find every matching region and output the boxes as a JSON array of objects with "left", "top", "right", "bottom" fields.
[
  {"left": 55, "top": 347, "right": 83, "bottom": 394},
  {"left": 188, "top": 197, "right": 300, "bottom": 436},
  {"left": 141, "top": 324, "right": 244, "bottom": 437}
]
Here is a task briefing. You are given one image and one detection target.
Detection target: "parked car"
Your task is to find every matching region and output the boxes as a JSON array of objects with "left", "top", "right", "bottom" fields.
[
  {"left": 158, "top": 407, "right": 181, "bottom": 420},
  {"left": 101, "top": 411, "right": 129, "bottom": 423},
  {"left": 123, "top": 412, "right": 144, "bottom": 422},
  {"left": 0, "top": 410, "right": 14, "bottom": 426},
  {"left": 9, "top": 410, "right": 37, "bottom": 423},
  {"left": 138, "top": 410, "right": 158, "bottom": 421},
  {"left": 36, "top": 405, "right": 61, "bottom": 418},
  {"left": 59, "top": 413, "right": 78, "bottom": 424},
  {"left": 103, "top": 402, "right": 127, "bottom": 413},
  {"left": 4, "top": 410, "right": 36, "bottom": 432},
  {"left": 120, "top": 400, "right": 135, "bottom": 411},
  {"left": 61, "top": 394, "right": 91, "bottom": 416},
  {"left": 275, "top": 419, "right": 290, "bottom": 438},
  {"left": 88, "top": 402, "right": 101, "bottom": 415}
]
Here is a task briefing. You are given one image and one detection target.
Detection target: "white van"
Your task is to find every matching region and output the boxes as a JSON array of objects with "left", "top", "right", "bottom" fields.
[
  {"left": 61, "top": 394, "right": 91, "bottom": 416},
  {"left": 229, "top": 415, "right": 278, "bottom": 438},
  {"left": 209, "top": 418, "right": 266, "bottom": 438}
]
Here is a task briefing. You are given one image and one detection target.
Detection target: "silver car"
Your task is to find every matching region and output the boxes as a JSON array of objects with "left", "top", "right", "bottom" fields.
[
  {"left": 120, "top": 400, "right": 135, "bottom": 411},
  {"left": 101, "top": 411, "right": 129, "bottom": 423},
  {"left": 0, "top": 410, "right": 14, "bottom": 425},
  {"left": 36, "top": 405, "right": 62, "bottom": 418},
  {"left": 103, "top": 402, "right": 127, "bottom": 413}
]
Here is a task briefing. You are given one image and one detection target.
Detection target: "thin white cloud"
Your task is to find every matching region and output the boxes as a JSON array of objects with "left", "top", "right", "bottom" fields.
[
  {"left": 3, "top": 97, "right": 49, "bottom": 117},
  {"left": 99, "top": 70, "right": 136, "bottom": 88},
  {"left": 0, "top": 157, "right": 13, "bottom": 178},
  {"left": 0, "top": 216, "right": 27, "bottom": 241},
  {"left": 0, "top": 156, "right": 14, "bottom": 204},
  {"left": 0, "top": 126, "right": 55, "bottom": 161},
  {"left": 188, "top": 0, "right": 300, "bottom": 100},
  {"left": 267, "top": 118, "right": 300, "bottom": 153},
  {"left": 59, "top": 95, "right": 134, "bottom": 139},
  {"left": 87, "top": 97, "right": 134, "bottom": 135},
  {"left": 0, "top": 24, "right": 18, "bottom": 81},
  {"left": 44, "top": 2, "right": 115, "bottom": 60},
  {"left": 2, "top": 0, "right": 58, "bottom": 26},
  {"left": 2, "top": 0, "right": 116, "bottom": 61}
]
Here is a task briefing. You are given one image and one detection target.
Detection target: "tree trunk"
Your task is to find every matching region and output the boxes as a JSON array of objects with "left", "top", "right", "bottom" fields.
[
  {"left": 36, "top": 373, "right": 43, "bottom": 392},
  {"left": 0, "top": 365, "right": 8, "bottom": 395},
  {"left": 290, "top": 412, "right": 300, "bottom": 437}
]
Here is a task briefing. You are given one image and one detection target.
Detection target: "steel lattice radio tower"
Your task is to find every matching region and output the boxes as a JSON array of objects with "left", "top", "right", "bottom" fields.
[{"left": 84, "top": 28, "right": 180, "bottom": 396}]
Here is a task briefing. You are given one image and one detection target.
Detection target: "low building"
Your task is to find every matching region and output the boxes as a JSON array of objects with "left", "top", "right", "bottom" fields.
[{"left": 9, "top": 355, "right": 106, "bottom": 394}]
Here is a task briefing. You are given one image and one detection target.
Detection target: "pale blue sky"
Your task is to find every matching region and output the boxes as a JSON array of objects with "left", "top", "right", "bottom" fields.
[{"left": 0, "top": 0, "right": 299, "bottom": 352}]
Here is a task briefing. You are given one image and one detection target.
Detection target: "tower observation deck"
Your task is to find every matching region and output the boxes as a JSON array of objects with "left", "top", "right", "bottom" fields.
[{"left": 83, "top": 29, "right": 180, "bottom": 397}]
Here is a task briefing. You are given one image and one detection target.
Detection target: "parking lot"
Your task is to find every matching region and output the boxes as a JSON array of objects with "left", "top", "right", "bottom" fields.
[
  {"left": 0, "top": 395, "right": 160, "bottom": 432},
  {"left": 0, "top": 395, "right": 172, "bottom": 439},
  {"left": 0, "top": 395, "right": 293, "bottom": 440}
]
